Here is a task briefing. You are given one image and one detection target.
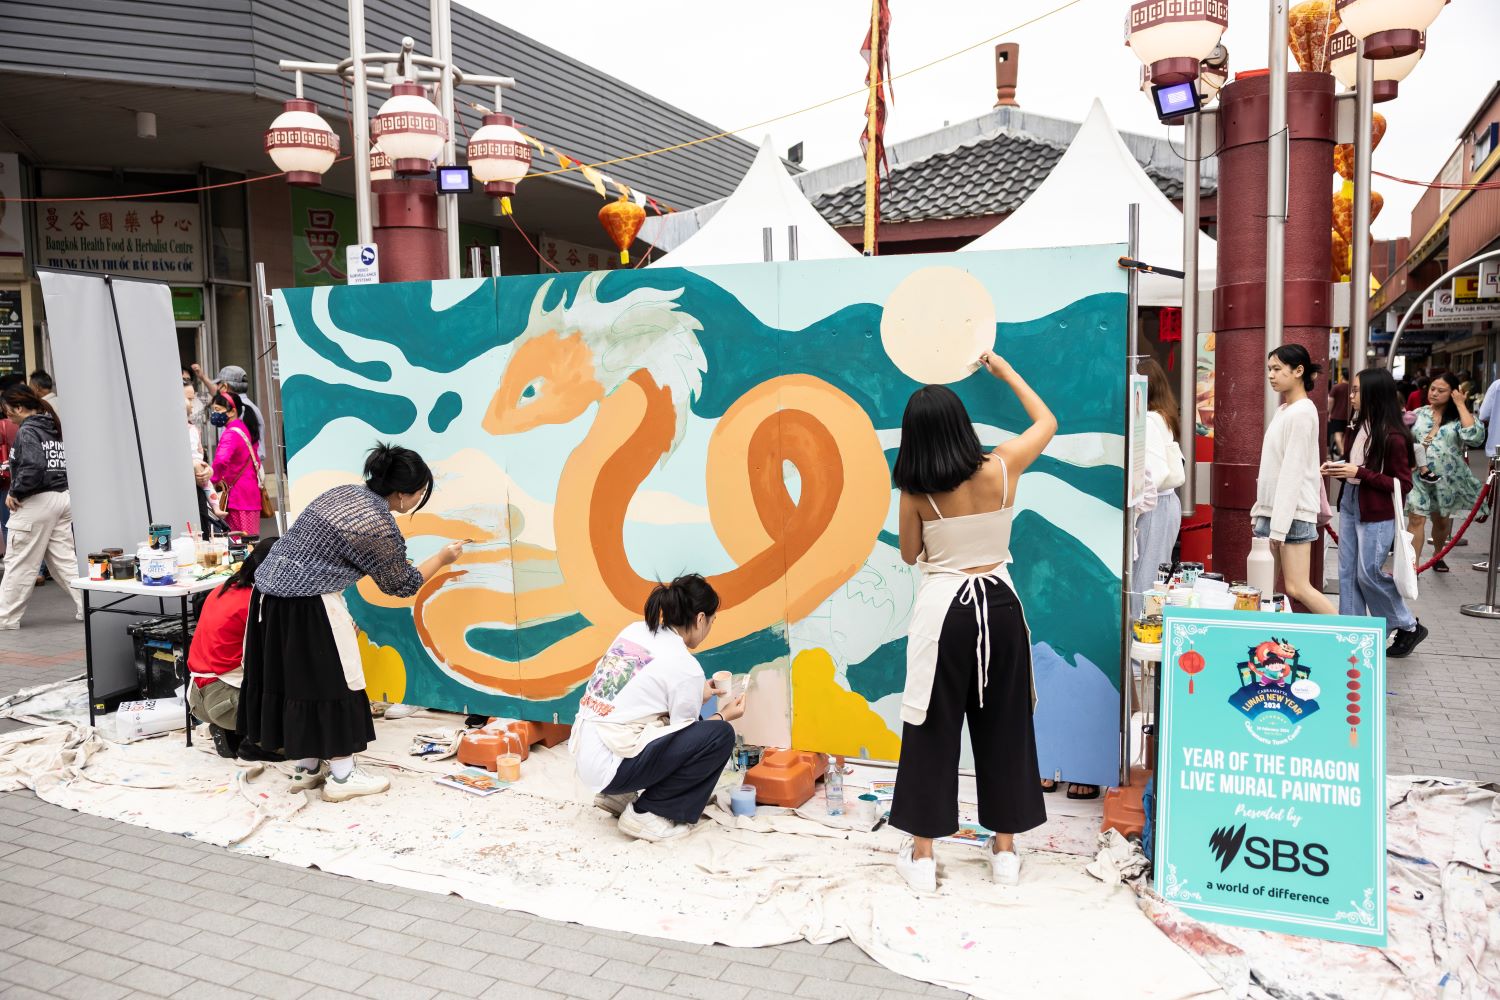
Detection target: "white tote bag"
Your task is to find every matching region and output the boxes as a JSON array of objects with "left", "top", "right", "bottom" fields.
[{"left": 1391, "top": 479, "right": 1419, "bottom": 601}]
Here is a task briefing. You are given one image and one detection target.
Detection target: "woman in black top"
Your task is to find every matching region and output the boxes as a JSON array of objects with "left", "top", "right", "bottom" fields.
[{"left": 0, "top": 385, "right": 83, "bottom": 629}]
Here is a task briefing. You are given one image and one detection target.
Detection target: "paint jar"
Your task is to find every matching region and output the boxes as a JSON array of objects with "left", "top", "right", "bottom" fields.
[
  {"left": 1132, "top": 615, "right": 1163, "bottom": 644},
  {"left": 139, "top": 549, "right": 177, "bottom": 587},
  {"left": 87, "top": 553, "right": 110, "bottom": 581},
  {"left": 730, "top": 784, "right": 758, "bottom": 817},
  {"left": 147, "top": 523, "right": 174, "bottom": 550},
  {"left": 1232, "top": 586, "right": 1262, "bottom": 611},
  {"left": 1142, "top": 590, "right": 1167, "bottom": 617},
  {"left": 495, "top": 733, "right": 522, "bottom": 782},
  {"left": 1155, "top": 562, "right": 1175, "bottom": 586},
  {"left": 110, "top": 556, "right": 136, "bottom": 581},
  {"left": 1179, "top": 562, "right": 1204, "bottom": 586},
  {"left": 855, "top": 793, "right": 880, "bottom": 828}
]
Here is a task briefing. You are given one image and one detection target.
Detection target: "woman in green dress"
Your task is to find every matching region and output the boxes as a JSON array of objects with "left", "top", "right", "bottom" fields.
[{"left": 1406, "top": 372, "right": 1485, "bottom": 572}]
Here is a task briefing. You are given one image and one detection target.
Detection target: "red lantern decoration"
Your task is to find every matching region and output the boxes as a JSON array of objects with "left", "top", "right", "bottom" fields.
[
  {"left": 598, "top": 195, "right": 646, "bottom": 265},
  {"left": 1178, "top": 646, "right": 1206, "bottom": 695},
  {"left": 1346, "top": 657, "right": 1362, "bottom": 747}
]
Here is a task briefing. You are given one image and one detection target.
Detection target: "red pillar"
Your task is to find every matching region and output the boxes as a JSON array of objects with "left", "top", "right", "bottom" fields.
[
  {"left": 1212, "top": 71, "right": 1336, "bottom": 584},
  {"left": 373, "top": 178, "right": 448, "bottom": 283}
]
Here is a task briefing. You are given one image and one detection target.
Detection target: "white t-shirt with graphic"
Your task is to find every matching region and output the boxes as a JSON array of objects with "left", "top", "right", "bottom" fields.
[{"left": 571, "top": 621, "right": 707, "bottom": 792}]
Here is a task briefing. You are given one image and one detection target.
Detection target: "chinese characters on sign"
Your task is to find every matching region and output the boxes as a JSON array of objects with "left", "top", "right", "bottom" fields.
[
  {"left": 289, "top": 188, "right": 355, "bottom": 287},
  {"left": 538, "top": 234, "right": 622, "bottom": 273},
  {"left": 36, "top": 200, "right": 203, "bottom": 282}
]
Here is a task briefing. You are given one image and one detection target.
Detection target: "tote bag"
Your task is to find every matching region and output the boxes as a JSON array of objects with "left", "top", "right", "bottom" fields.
[{"left": 1391, "top": 479, "right": 1419, "bottom": 601}]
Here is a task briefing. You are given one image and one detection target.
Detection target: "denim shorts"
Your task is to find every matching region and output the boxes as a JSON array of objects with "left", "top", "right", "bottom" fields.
[{"left": 1252, "top": 516, "right": 1319, "bottom": 544}]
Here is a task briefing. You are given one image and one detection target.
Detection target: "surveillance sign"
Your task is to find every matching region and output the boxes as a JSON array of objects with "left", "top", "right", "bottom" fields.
[
  {"left": 346, "top": 243, "right": 380, "bottom": 286},
  {"left": 1155, "top": 608, "right": 1386, "bottom": 945}
]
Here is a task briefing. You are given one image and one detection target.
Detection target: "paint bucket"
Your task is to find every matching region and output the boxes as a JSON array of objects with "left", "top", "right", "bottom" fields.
[
  {"left": 147, "top": 523, "right": 174, "bottom": 550},
  {"left": 87, "top": 553, "right": 110, "bottom": 581},
  {"left": 110, "top": 556, "right": 136, "bottom": 581},
  {"left": 855, "top": 793, "right": 880, "bottom": 828},
  {"left": 1132, "top": 616, "right": 1163, "bottom": 644},
  {"left": 730, "top": 784, "right": 758, "bottom": 817},
  {"left": 139, "top": 548, "right": 176, "bottom": 587}
]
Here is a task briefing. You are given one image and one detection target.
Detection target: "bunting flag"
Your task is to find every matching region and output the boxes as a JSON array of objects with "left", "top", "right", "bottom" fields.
[
  {"left": 508, "top": 122, "right": 676, "bottom": 214},
  {"left": 578, "top": 163, "right": 608, "bottom": 197},
  {"left": 859, "top": 0, "right": 893, "bottom": 254}
]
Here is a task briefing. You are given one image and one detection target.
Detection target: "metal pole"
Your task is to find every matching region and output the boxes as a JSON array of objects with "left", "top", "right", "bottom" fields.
[
  {"left": 1265, "top": 0, "right": 1290, "bottom": 428},
  {"left": 468, "top": 246, "right": 482, "bottom": 278},
  {"left": 1180, "top": 114, "right": 1201, "bottom": 517},
  {"left": 1349, "top": 38, "right": 1374, "bottom": 374},
  {"left": 489, "top": 245, "right": 502, "bottom": 278},
  {"left": 348, "top": 0, "right": 374, "bottom": 246},
  {"left": 762, "top": 227, "right": 774, "bottom": 263},
  {"left": 432, "top": 0, "right": 460, "bottom": 279},
  {"left": 1461, "top": 458, "right": 1500, "bottom": 619},
  {"left": 1122, "top": 202, "right": 1140, "bottom": 789},
  {"left": 787, "top": 225, "right": 799, "bottom": 262},
  {"left": 253, "top": 262, "right": 289, "bottom": 534}
]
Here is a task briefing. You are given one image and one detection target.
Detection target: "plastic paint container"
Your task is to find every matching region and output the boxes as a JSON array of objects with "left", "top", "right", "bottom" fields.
[
  {"left": 855, "top": 793, "right": 880, "bottom": 827},
  {"left": 87, "top": 553, "right": 110, "bottom": 581},
  {"left": 139, "top": 549, "right": 177, "bottom": 586},
  {"left": 730, "top": 784, "right": 758, "bottom": 817},
  {"left": 110, "top": 556, "right": 137, "bottom": 581}
]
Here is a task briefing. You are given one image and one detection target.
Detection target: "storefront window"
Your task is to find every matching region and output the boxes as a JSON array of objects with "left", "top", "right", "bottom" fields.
[
  {"left": 209, "top": 169, "right": 249, "bottom": 282},
  {"left": 213, "top": 284, "right": 254, "bottom": 395}
]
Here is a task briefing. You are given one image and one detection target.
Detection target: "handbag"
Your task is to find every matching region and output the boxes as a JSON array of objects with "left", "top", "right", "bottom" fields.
[{"left": 1391, "top": 478, "right": 1419, "bottom": 601}]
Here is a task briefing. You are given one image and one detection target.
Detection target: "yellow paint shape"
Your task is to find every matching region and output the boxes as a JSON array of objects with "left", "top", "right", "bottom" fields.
[
  {"left": 880, "top": 266, "right": 996, "bottom": 384},
  {"left": 359, "top": 631, "right": 406, "bottom": 704},
  {"left": 790, "top": 647, "right": 901, "bottom": 760}
]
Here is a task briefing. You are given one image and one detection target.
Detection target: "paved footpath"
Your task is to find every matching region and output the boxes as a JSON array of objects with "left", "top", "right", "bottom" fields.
[{"left": 2, "top": 527, "right": 1498, "bottom": 999}]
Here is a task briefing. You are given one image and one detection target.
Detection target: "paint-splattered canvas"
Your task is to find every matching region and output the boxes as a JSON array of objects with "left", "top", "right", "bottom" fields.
[{"left": 274, "top": 246, "right": 1128, "bottom": 785}]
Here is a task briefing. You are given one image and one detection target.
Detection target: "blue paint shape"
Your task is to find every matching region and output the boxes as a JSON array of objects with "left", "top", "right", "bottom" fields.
[
  {"left": 281, "top": 375, "right": 417, "bottom": 462},
  {"left": 468, "top": 613, "right": 589, "bottom": 662},
  {"left": 428, "top": 392, "right": 462, "bottom": 433},
  {"left": 276, "top": 288, "right": 393, "bottom": 382},
  {"left": 324, "top": 279, "right": 499, "bottom": 373},
  {"left": 847, "top": 636, "right": 906, "bottom": 703}
]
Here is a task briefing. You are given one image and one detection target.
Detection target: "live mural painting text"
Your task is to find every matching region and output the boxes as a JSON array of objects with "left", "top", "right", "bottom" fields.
[{"left": 274, "top": 247, "right": 1128, "bottom": 785}]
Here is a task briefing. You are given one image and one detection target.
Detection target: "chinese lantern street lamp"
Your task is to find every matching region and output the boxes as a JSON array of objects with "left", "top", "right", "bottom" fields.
[
  {"left": 467, "top": 98, "right": 532, "bottom": 216},
  {"left": 1125, "top": 0, "right": 1229, "bottom": 85},
  {"left": 263, "top": 97, "right": 339, "bottom": 187},
  {"left": 372, "top": 81, "right": 449, "bottom": 175},
  {"left": 370, "top": 146, "right": 393, "bottom": 182},
  {"left": 1335, "top": 0, "right": 1445, "bottom": 60},
  {"left": 1330, "top": 29, "right": 1424, "bottom": 103}
]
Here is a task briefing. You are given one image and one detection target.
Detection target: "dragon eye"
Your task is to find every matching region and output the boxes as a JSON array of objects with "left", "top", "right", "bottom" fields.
[{"left": 519, "top": 378, "right": 542, "bottom": 402}]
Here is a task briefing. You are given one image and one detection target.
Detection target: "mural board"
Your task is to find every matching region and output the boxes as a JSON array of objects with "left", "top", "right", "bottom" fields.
[{"left": 275, "top": 247, "right": 1129, "bottom": 784}]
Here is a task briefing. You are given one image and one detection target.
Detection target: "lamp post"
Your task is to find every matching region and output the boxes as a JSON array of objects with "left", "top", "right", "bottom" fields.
[{"left": 268, "top": 0, "right": 520, "bottom": 282}]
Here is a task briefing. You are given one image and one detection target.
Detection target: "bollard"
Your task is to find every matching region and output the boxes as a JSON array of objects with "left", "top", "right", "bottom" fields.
[{"left": 1461, "top": 457, "right": 1500, "bottom": 620}]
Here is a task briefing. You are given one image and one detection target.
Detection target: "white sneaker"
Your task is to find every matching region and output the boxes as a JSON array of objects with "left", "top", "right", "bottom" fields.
[
  {"left": 617, "top": 802, "right": 691, "bottom": 842},
  {"left": 382, "top": 703, "right": 420, "bottom": 720},
  {"left": 987, "top": 838, "right": 1021, "bottom": 885},
  {"left": 896, "top": 841, "right": 937, "bottom": 892},
  {"left": 321, "top": 764, "right": 390, "bottom": 802},
  {"left": 594, "top": 791, "right": 636, "bottom": 817},
  {"left": 291, "top": 762, "right": 328, "bottom": 791}
]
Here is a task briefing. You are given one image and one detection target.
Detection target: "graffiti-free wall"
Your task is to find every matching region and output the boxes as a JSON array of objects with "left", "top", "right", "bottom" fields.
[{"left": 274, "top": 247, "right": 1128, "bottom": 786}]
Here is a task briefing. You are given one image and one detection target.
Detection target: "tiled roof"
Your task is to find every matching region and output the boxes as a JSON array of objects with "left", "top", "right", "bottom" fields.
[{"left": 811, "top": 129, "right": 1208, "bottom": 227}]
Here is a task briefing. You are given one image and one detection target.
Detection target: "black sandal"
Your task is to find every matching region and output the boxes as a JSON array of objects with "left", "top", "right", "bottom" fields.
[
  {"left": 1067, "top": 783, "right": 1101, "bottom": 800},
  {"left": 1040, "top": 778, "right": 1060, "bottom": 793}
]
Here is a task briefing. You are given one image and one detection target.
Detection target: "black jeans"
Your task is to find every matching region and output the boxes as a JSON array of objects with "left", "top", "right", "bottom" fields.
[{"left": 603, "top": 719, "right": 735, "bottom": 824}]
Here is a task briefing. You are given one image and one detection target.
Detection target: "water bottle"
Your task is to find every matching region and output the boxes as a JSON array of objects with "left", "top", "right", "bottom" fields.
[
  {"left": 1247, "top": 536, "right": 1275, "bottom": 598},
  {"left": 825, "top": 757, "right": 845, "bottom": 816}
]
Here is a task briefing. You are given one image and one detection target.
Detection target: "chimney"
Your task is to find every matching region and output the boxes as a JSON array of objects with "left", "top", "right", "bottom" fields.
[{"left": 994, "top": 43, "right": 1020, "bottom": 108}]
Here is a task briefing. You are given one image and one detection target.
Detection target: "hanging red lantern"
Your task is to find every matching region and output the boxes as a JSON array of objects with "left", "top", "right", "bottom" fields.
[
  {"left": 1178, "top": 646, "right": 1206, "bottom": 695},
  {"left": 598, "top": 195, "right": 645, "bottom": 265}
]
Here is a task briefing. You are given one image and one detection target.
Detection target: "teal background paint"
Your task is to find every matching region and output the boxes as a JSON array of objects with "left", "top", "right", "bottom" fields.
[
  {"left": 1155, "top": 608, "right": 1387, "bottom": 946},
  {"left": 273, "top": 248, "right": 1129, "bottom": 784}
]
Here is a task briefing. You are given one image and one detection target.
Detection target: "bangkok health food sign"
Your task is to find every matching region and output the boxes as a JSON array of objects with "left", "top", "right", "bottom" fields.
[{"left": 1155, "top": 608, "right": 1386, "bottom": 946}]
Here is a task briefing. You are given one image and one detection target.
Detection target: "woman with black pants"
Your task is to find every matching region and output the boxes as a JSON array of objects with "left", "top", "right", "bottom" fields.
[
  {"left": 241, "top": 444, "right": 464, "bottom": 801},
  {"left": 888, "top": 352, "right": 1056, "bottom": 890}
]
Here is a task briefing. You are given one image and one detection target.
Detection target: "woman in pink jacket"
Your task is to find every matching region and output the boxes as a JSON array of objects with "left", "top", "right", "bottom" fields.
[{"left": 209, "top": 391, "right": 262, "bottom": 535}]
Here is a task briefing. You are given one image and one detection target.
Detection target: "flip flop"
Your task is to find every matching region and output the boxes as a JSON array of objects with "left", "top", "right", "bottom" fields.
[{"left": 1067, "top": 784, "right": 1101, "bottom": 800}]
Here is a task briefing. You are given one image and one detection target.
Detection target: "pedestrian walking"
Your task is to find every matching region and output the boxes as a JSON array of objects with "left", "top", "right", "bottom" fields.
[
  {"left": 208, "top": 391, "right": 262, "bottom": 536},
  {"left": 1406, "top": 372, "right": 1485, "bottom": 571},
  {"left": 0, "top": 385, "right": 83, "bottom": 628}
]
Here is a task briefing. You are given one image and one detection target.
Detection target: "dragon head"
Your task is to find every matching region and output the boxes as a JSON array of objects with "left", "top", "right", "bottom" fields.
[{"left": 483, "top": 273, "right": 706, "bottom": 456}]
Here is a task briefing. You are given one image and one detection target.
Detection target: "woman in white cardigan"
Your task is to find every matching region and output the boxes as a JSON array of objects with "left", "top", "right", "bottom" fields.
[
  {"left": 1251, "top": 344, "right": 1335, "bottom": 615},
  {"left": 1131, "top": 358, "right": 1186, "bottom": 621}
]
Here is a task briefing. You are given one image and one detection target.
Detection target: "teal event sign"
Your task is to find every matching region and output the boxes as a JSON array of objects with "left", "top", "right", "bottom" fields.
[{"left": 1155, "top": 608, "right": 1386, "bottom": 946}]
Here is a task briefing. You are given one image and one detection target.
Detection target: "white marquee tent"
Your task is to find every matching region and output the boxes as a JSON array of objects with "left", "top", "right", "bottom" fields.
[
  {"left": 645, "top": 138, "right": 859, "bottom": 267},
  {"left": 961, "top": 99, "right": 1214, "bottom": 308}
]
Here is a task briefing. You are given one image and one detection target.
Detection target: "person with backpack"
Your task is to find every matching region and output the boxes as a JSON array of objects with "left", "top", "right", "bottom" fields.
[
  {"left": 207, "top": 391, "right": 262, "bottom": 536},
  {"left": 0, "top": 384, "right": 83, "bottom": 628}
]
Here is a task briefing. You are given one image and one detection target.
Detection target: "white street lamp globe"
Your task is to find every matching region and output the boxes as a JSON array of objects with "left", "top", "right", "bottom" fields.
[
  {"left": 371, "top": 83, "right": 449, "bottom": 175},
  {"left": 264, "top": 100, "right": 339, "bottom": 187},
  {"left": 1125, "top": 0, "right": 1229, "bottom": 85},
  {"left": 1331, "top": 29, "right": 1424, "bottom": 102},
  {"left": 370, "top": 147, "right": 393, "bottom": 182},
  {"left": 467, "top": 113, "right": 532, "bottom": 214},
  {"left": 1335, "top": 0, "right": 1445, "bottom": 59}
]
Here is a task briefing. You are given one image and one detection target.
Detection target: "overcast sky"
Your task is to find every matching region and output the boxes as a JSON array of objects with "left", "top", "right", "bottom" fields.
[{"left": 464, "top": 0, "right": 1500, "bottom": 239}]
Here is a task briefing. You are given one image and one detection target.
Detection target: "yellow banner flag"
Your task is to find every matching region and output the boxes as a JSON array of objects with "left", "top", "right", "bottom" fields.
[{"left": 579, "top": 163, "right": 607, "bottom": 197}]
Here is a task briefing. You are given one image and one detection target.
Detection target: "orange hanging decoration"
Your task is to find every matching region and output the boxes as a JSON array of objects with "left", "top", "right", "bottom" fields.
[
  {"left": 1288, "top": 0, "right": 1340, "bottom": 73},
  {"left": 1334, "top": 111, "right": 1386, "bottom": 180},
  {"left": 598, "top": 195, "right": 645, "bottom": 265}
]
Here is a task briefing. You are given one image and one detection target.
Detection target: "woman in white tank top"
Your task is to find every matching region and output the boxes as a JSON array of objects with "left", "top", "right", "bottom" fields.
[{"left": 887, "top": 352, "right": 1057, "bottom": 891}]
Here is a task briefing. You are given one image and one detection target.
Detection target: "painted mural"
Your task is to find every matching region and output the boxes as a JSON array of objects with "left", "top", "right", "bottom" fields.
[{"left": 274, "top": 246, "right": 1129, "bottom": 785}]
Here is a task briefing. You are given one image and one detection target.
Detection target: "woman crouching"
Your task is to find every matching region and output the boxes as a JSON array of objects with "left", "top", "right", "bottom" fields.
[{"left": 571, "top": 574, "right": 746, "bottom": 842}]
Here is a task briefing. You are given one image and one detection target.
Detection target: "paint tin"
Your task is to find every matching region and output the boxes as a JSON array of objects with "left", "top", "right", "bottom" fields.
[
  {"left": 139, "top": 550, "right": 176, "bottom": 586},
  {"left": 1132, "top": 615, "right": 1163, "bottom": 644},
  {"left": 1155, "top": 562, "right": 1175, "bottom": 586},
  {"left": 1232, "top": 585, "right": 1262, "bottom": 611},
  {"left": 110, "top": 556, "right": 136, "bottom": 581},
  {"left": 1142, "top": 590, "right": 1167, "bottom": 616},
  {"left": 855, "top": 793, "right": 879, "bottom": 828},
  {"left": 147, "top": 523, "right": 174, "bottom": 550},
  {"left": 730, "top": 784, "right": 758, "bottom": 817},
  {"left": 1178, "top": 562, "right": 1204, "bottom": 586},
  {"left": 87, "top": 553, "right": 110, "bottom": 581}
]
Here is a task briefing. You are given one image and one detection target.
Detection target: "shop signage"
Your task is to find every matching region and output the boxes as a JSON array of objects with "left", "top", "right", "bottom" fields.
[
  {"left": 539, "top": 234, "right": 622, "bottom": 273},
  {"left": 0, "top": 154, "right": 22, "bottom": 257},
  {"left": 35, "top": 200, "right": 203, "bottom": 282},
  {"left": 290, "top": 188, "right": 355, "bottom": 287},
  {"left": 1480, "top": 260, "right": 1500, "bottom": 300},
  {"left": 0, "top": 288, "right": 24, "bottom": 376},
  {"left": 171, "top": 287, "right": 203, "bottom": 322},
  {"left": 346, "top": 244, "right": 380, "bottom": 286},
  {"left": 1453, "top": 275, "right": 1479, "bottom": 301},
  {"left": 1155, "top": 608, "right": 1386, "bottom": 946},
  {"left": 1423, "top": 289, "right": 1500, "bottom": 325}
]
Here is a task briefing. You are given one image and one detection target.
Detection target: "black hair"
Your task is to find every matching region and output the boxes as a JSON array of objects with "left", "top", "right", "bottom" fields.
[
  {"left": 1428, "top": 371, "right": 1462, "bottom": 425},
  {"left": 28, "top": 370, "right": 53, "bottom": 392},
  {"left": 891, "top": 385, "right": 986, "bottom": 495},
  {"left": 220, "top": 536, "right": 278, "bottom": 595},
  {"left": 1267, "top": 344, "right": 1321, "bottom": 391},
  {"left": 1351, "top": 367, "right": 1412, "bottom": 475},
  {"left": 213, "top": 390, "right": 261, "bottom": 447},
  {"left": 644, "top": 574, "right": 720, "bottom": 635},
  {"left": 2, "top": 384, "right": 63, "bottom": 440},
  {"left": 364, "top": 442, "right": 434, "bottom": 512}
]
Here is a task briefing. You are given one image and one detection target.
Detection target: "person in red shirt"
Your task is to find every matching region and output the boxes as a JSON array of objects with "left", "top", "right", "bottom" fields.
[{"left": 189, "top": 537, "right": 277, "bottom": 758}]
